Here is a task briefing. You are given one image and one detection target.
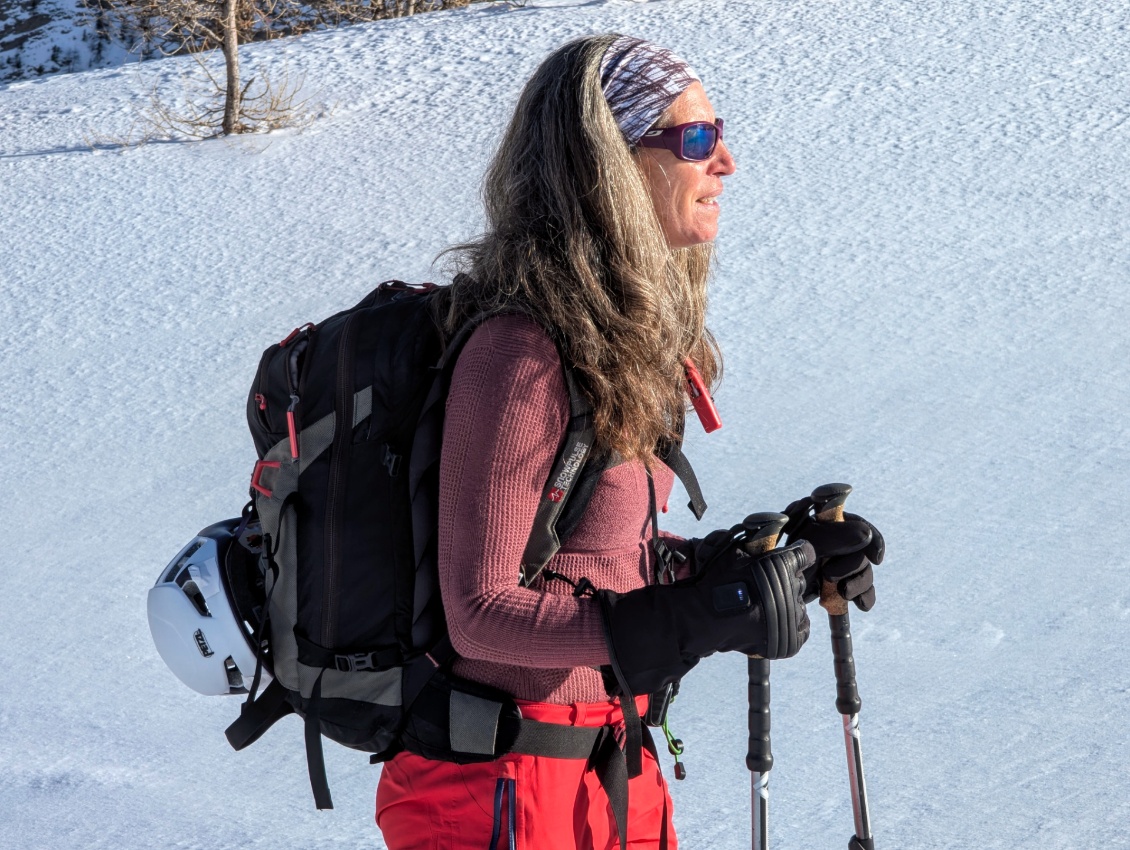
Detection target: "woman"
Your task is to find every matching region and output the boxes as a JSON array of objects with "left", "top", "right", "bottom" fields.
[{"left": 376, "top": 34, "right": 884, "bottom": 850}]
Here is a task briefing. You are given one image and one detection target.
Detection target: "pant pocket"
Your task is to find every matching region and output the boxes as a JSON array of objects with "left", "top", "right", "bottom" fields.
[{"left": 489, "top": 777, "right": 517, "bottom": 850}]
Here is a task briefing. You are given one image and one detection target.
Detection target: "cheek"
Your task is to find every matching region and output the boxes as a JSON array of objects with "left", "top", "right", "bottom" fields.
[
  {"left": 678, "top": 180, "right": 710, "bottom": 220},
  {"left": 649, "top": 173, "right": 678, "bottom": 214},
  {"left": 656, "top": 173, "right": 696, "bottom": 217}
]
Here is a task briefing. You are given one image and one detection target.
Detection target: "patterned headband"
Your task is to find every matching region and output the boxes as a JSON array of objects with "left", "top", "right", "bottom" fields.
[{"left": 599, "top": 35, "right": 700, "bottom": 146}]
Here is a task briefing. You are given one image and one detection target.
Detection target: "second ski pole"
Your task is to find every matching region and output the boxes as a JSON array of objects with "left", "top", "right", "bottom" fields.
[{"left": 811, "top": 483, "right": 874, "bottom": 850}]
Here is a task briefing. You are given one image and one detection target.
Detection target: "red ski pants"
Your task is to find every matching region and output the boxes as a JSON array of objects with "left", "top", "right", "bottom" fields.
[{"left": 375, "top": 696, "right": 677, "bottom": 850}]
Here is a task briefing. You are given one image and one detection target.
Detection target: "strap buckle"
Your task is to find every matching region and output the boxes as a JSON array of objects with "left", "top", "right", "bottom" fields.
[
  {"left": 335, "top": 652, "right": 376, "bottom": 673},
  {"left": 383, "top": 445, "right": 401, "bottom": 477},
  {"left": 652, "top": 540, "right": 686, "bottom": 585}
]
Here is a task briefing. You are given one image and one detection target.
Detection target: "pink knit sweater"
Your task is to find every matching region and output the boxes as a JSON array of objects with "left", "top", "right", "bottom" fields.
[{"left": 438, "top": 314, "right": 685, "bottom": 704}]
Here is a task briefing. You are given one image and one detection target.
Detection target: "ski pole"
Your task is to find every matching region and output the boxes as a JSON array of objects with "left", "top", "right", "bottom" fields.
[
  {"left": 811, "top": 483, "right": 874, "bottom": 850},
  {"left": 740, "top": 511, "right": 789, "bottom": 850}
]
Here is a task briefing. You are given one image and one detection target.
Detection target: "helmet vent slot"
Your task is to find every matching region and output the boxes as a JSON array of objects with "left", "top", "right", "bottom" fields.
[
  {"left": 224, "top": 656, "right": 248, "bottom": 693},
  {"left": 182, "top": 580, "right": 211, "bottom": 617},
  {"left": 162, "top": 541, "right": 204, "bottom": 584}
]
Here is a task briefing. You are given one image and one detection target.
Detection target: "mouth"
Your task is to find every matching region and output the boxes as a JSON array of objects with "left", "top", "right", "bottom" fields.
[{"left": 696, "top": 196, "right": 721, "bottom": 208}]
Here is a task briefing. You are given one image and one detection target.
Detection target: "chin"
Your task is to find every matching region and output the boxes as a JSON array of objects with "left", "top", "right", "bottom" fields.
[{"left": 673, "top": 231, "right": 717, "bottom": 249}]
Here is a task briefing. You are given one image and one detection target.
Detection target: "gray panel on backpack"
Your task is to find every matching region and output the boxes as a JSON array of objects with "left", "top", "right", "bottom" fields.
[{"left": 449, "top": 690, "right": 503, "bottom": 756}]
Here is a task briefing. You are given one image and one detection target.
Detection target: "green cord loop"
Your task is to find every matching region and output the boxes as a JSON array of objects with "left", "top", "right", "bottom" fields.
[{"left": 661, "top": 714, "right": 686, "bottom": 779}]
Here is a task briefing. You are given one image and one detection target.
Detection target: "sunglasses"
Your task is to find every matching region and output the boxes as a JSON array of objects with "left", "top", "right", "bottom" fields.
[{"left": 637, "top": 118, "right": 724, "bottom": 162}]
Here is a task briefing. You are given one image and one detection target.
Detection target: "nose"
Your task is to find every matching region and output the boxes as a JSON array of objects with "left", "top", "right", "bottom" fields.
[{"left": 711, "top": 139, "right": 736, "bottom": 176}]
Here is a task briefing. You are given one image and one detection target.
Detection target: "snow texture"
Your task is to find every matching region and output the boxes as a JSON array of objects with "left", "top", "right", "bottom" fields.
[{"left": 1, "top": 1, "right": 1129, "bottom": 848}]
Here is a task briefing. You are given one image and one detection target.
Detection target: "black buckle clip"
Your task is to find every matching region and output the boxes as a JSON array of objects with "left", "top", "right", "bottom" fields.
[
  {"left": 335, "top": 652, "right": 376, "bottom": 673},
  {"left": 652, "top": 541, "right": 687, "bottom": 585},
  {"left": 383, "top": 445, "right": 401, "bottom": 477}
]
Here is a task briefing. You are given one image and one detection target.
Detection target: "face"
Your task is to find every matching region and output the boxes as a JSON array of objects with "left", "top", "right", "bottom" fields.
[{"left": 636, "top": 82, "right": 737, "bottom": 250}]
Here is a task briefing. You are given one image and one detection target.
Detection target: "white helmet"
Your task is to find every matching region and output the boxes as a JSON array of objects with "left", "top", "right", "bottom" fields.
[{"left": 147, "top": 518, "right": 270, "bottom": 696}]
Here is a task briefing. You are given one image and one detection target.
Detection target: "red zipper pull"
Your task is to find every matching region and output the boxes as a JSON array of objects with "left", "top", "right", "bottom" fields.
[
  {"left": 254, "top": 393, "right": 267, "bottom": 411},
  {"left": 280, "top": 322, "right": 315, "bottom": 347},
  {"left": 684, "top": 358, "right": 722, "bottom": 433},
  {"left": 286, "top": 395, "right": 300, "bottom": 458}
]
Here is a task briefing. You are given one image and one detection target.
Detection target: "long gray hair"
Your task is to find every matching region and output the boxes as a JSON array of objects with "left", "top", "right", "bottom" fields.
[{"left": 438, "top": 34, "right": 721, "bottom": 464}]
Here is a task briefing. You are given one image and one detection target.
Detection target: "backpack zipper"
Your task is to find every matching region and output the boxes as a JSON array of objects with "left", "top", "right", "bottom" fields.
[
  {"left": 322, "top": 312, "right": 360, "bottom": 647},
  {"left": 284, "top": 338, "right": 308, "bottom": 459}
]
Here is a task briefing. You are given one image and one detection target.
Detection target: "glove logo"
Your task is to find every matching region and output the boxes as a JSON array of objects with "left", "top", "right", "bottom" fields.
[
  {"left": 548, "top": 487, "right": 565, "bottom": 502},
  {"left": 194, "top": 628, "right": 215, "bottom": 658}
]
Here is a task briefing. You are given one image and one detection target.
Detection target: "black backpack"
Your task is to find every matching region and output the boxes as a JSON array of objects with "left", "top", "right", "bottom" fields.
[
  {"left": 223, "top": 282, "right": 603, "bottom": 806},
  {"left": 223, "top": 280, "right": 707, "bottom": 811}
]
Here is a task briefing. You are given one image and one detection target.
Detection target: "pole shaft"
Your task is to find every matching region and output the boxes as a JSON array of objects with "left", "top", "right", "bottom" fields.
[
  {"left": 748, "top": 657, "right": 771, "bottom": 850},
  {"left": 829, "top": 613, "right": 871, "bottom": 841},
  {"left": 751, "top": 770, "right": 769, "bottom": 850}
]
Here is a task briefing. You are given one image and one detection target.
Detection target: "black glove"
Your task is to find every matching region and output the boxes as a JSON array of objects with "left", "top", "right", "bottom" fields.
[
  {"left": 782, "top": 498, "right": 885, "bottom": 611},
  {"left": 597, "top": 533, "right": 814, "bottom": 696}
]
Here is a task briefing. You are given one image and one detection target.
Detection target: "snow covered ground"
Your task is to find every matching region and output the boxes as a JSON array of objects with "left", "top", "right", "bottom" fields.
[
  {"left": 2, "top": 1, "right": 1129, "bottom": 848},
  {"left": 0, "top": 0, "right": 134, "bottom": 83}
]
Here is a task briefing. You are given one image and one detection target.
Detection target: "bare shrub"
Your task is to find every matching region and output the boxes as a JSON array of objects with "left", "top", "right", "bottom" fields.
[
  {"left": 84, "top": 52, "right": 320, "bottom": 150},
  {"left": 146, "top": 57, "right": 314, "bottom": 138}
]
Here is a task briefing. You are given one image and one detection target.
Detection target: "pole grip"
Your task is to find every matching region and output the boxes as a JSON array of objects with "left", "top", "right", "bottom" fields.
[
  {"left": 814, "top": 483, "right": 852, "bottom": 616},
  {"left": 740, "top": 512, "right": 786, "bottom": 775},
  {"left": 746, "top": 657, "right": 772, "bottom": 773},
  {"left": 810, "top": 484, "right": 861, "bottom": 714},
  {"left": 828, "top": 608, "right": 862, "bottom": 716},
  {"left": 741, "top": 512, "right": 788, "bottom": 556}
]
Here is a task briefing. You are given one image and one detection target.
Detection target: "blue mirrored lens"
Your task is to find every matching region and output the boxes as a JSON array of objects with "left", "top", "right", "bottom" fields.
[{"left": 681, "top": 123, "right": 717, "bottom": 160}]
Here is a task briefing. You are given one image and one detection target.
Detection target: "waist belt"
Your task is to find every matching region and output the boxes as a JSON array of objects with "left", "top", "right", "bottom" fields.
[
  {"left": 399, "top": 672, "right": 667, "bottom": 850},
  {"left": 510, "top": 717, "right": 603, "bottom": 758},
  {"left": 476, "top": 713, "right": 666, "bottom": 850},
  {"left": 514, "top": 717, "right": 645, "bottom": 850}
]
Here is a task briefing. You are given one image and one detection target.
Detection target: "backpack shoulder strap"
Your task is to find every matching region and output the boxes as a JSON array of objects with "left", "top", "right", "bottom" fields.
[
  {"left": 656, "top": 435, "right": 708, "bottom": 521},
  {"left": 414, "top": 305, "right": 601, "bottom": 589},
  {"left": 519, "top": 363, "right": 596, "bottom": 586},
  {"left": 521, "top": 374, "right": 712, "bottom": 584},
  {"left": 406, "top": 307, "right": 506, "bottom": 646},
  {"left": 418, "top": 308, "right": 665, "bottom": 588}
]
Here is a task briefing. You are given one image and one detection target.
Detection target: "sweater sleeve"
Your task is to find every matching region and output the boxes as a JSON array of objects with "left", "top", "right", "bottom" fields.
[{"left": 438, "top": 315, "right": 612, "bottom": 668}]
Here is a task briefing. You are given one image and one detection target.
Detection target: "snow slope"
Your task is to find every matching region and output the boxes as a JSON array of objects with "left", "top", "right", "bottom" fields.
[{"left": 2, "top": 1, "right": 1129, "bottom": 848}]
